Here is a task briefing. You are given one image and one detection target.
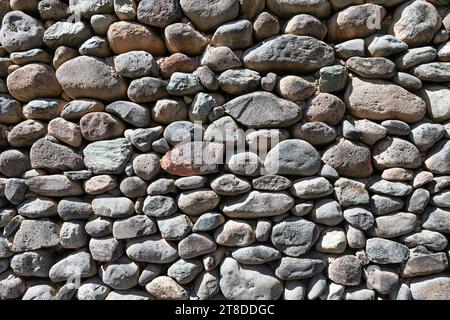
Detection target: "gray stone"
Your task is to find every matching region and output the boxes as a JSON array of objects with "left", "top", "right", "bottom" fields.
[
  {"left": 343, "top": 207, "right": 375, "bottom": 230},
  {"left": 367, "top": 34, "right": 408, "bottom": 57},
  {"left": 12, "top": 219, "right": 60, "bottom": 252},
  {"left": 370, "top": 212, "right": 416, "bottom": 238},
  {"left": 112, "top": 215, "right": 157, "bottom": 240},
  {"left": 422, "top": 207, "right": 450, "bottom": 233},
  {"left": 83, "top": 138, "right": 132, "bottom": 174},
  {"left": 220, "top": 257, "right": 283, "bottom": 300},
  {"left": 425, "top": 140, "right": 450, "bottom": 174},
  {"left": 390, "top": 0, "right": 441, "bottom": 47},
  {"left": 49, "top": 251, "right": 96, "bottom": 282},
  {"left": 167, "top": 259, "right": 203, "bottom": 284},
  {"left": 243, "top": 35, "right": 334, "bottom": 73},
  {"left": 126, "top": 235, "right": 178, "bottom": 263},
  {"left": 211, "top": 174, "right": 252, "bottom": 196},
  {"left": 220, "top": 191, "right": 294, "bottom": 218},
  {"left": 410, "top": 275, "right": 450, "bottom": 300},
  {"left": 328, "top": 255, "right": 362, "bottom": 286},
  {"left": 224, "top": 92, "right": 302, "bottom": 129},
  {"left": 218, "top": 69, "right": 260, "bottom": 95},
  {"left": 419, "top": 85, "right": 450, "bottom": 123},
  {"left": 106, "top": 101, "right": 151, "bottom": 128},
  {"left": 275, "top": 256, "right": 326, "bottom": 280},
  {"left": 366, "top": 238, "right": 409, "bottom": 264},
  {"left": 100, "top": 257, "right": 139, "bottom": 290},
  {"left": 335, "top": 39, "right": 365, "bottom": 59},
  {"left": 370, "top": 194, "right": 404, "bottom": 215},
  {"left": 18, "top": 197, "right": 57, "bottom": 219},
  {"left": 43, "top": 21, "right": 93, "bottom": 49},
  {"left": 167, "top": 72, "right": 203, "bottom": 96},
  {"left": 92, "top": 196, "right": 134, "bottom": 218},
  {"left": 271, "top": 217, "right": 318, "bottom": 256},
  {"left": 10, "top": 250, "right": 54, "bottom": 277},
  {"left": 179, "top": 0, "right": 239, "bottom": 31},
  {"left": 265, "top": 139, "right": 320, "bottom": 176},
  {"left": 412, "top": 63, "right": 450, "bottom": 82},
  {"left": 402, "top": 250, "right": 448, "bottom": 277},
  {"left": 157, "top": 214, "right": 193, "bottom": 240},
  {"left": 89, "top": 236, "right": 123, "bottom": 262},
  {"left": 192, "top": 213, "right": 225, "bottom": 232},
  {"left": 394, "top": 46, "right": 437, "bottom": 70},
  {"left": 365, "top": 266, "right": 399, "bottom": 295},
  {"left": 58, "top": 198, "right": 93, "bottom": 220},
  {"left": 231, "top": 245, "right": 281, "bottom": 265},
  {"left": 0, "top": 271, "right": 25, "bottom": 299},
  {"left": 127, "top": 77, "right": 168, "bottom": 103},
  {"left": 310, "top": 199, "right": 344, "bottom": 226},
  {"left": 266, "top": 0, "right": 331, "bottom": 18},
  {"left": 290, "top": 177, "right": 333, "bottom": 199},
  {"left": 319, "top": 65, "right": 348, "bottom": 93},
  {"left": 0, "top": 11, "right": 44, "bottom": 53},
  {"left": 212, "top": 20, "right": 253, "bottom": 49},
  {"left": 334, "top": 178, "right": 370, "bottom": 208},
  {"left": 178, "top": 233, "right": 216, "bottom": 259},
  {"left": 401, "top": 230, "right": 448, "bottom": 251},
  {"left": 346, "top": 57, "right": 396, "bottom": 79},
  {"left": 369, "top": 179, "right": 413, "bottom": 197}
]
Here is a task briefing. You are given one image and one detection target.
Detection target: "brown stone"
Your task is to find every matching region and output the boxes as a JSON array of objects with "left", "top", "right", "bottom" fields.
[
  {"left": 107, "top": 21, "right": 165, "bottom": 56},
  {"left": 48, "top": 117, "right": 82, "bottom": 148},
  {"left": 7, "top": 63, "right": 62, "bottom": 102},
  {"left": 80, "top": 112, "right": 126, "bottom": 142},
  {"left": 161, "top": 141, "right": 224, "bottom": 177},
  {"left": 157, "top": 53, "right": 197, "bottom": 79}
]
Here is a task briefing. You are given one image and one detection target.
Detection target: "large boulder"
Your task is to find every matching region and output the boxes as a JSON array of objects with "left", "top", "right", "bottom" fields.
[{"left": 56, "top": 56, "right": 128, "bottom": 102}]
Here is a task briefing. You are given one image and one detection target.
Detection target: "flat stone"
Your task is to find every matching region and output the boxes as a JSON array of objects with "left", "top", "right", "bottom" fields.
[
  {"left": 411, "top": 62, "right": 450, "bottom": 82},
  {"left": 346, "top": 57, "right": 396, "bottom": 79},
  {"left": 92, "top": 196, "right": 134, "bottom": 218},
  {"left": 220, "top": 191, "right": 294, "bottom": 218},
  {"left": 410, "top": 275, "right": 450, "bottom": 300},
  {"left": 161, "top": 141, "right": 223, "bottom": 177},
  {"left": 224, "top": 92, "right": 302, "bottom": 129},
  {"left": 83, "top": 138, "right": 132, "bottom": 175},
  {"left": 211, "top": 174, "right": 252, "bottom": 196},
  {"left": 275, "top": 256, "right": 326, "bottom": 280},
  {"left": 366, "top": 238, "right": 409, "bottom": 264},
  {"left": 243, "top": 35, "right": 334, "bottom": 73},
  {"left": 345, "top": 77, "right": 426, "bottom": 123},
  {"left": 126, "top": 235, "right": 178, "bottom": 263},
  {"left": 369, "top": 179, "right": 413, "bottom": 197},
  {"left": 12, "top": 219, "right": 60, "bottom": 252},
  {"left": 231, "top": 245, "right": 281, "bottom": 265},
  {"left": 179, "top": 0, "right": 239, "bottom": 31},
  {"left": 178, "top": 189, "right": 220, "bottom": 216},
  {"left": 25, "top": 175, "right": 83, "bottom": 197},
  {"left": 43, "top": 21, "right": 93, "bottom": 49},
  {"left": 290, "top": 177, "right": 333, "bottom": 199}
]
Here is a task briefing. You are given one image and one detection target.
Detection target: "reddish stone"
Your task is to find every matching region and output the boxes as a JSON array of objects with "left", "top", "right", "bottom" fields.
[{"left": 161, "top": 141, "right": 224, "bottom": 176}]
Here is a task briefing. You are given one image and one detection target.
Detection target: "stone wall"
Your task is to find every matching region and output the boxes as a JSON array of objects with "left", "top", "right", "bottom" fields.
[{"left": 0, "top": 0, "right": 449, "bottom": 300}]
